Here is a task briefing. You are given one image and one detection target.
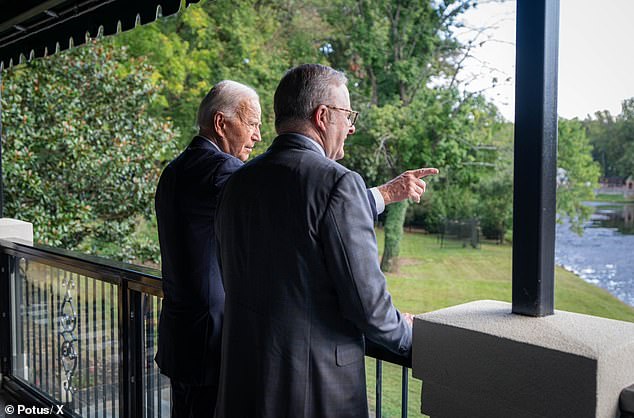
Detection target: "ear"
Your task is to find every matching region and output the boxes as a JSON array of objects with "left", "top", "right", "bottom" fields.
[
  {"left": 213, "top": 112, "right": 227, "bottom": 138},
  {"left": 313, "top": 105, "right": 329, "bottom": 133}
]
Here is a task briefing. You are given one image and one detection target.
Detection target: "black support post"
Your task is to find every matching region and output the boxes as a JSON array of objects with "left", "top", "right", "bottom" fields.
[{"left": 512, "top": 0, "right": 560, "bottom": 317}]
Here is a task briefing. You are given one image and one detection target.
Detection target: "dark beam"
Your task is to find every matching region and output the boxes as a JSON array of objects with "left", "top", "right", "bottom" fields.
[
  {"left": 0, "top": 0, "right": 67, "bottom": 33},
  {"left": 512, "top": 0, "right": 560, "bottom": 317}
]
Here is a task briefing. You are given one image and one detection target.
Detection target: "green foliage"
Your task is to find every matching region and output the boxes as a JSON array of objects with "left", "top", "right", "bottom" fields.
[
  {"left": 1, "top": 41, "right": 177, "bottom": 260},
  {"left": 116, "top": 0, "right": 328, "bottom": 150},
  {"left": 322, "top": 0, "right": 494, "bottom": 269},
  {"left": 475, "top": 173, "right": 513, "bottom": 240},
  {"left": 586, "top": 98, "right": 634, "bottom": 178},
  {"left": 557, "top": 119, "right": 601, "bottom": 234},
  {"left": 414, "top": 116, "right": 600, "bottom": 240},
  {"left": 325, "top": 0, "right": 472, "bottom": 106},
  {"left": 0, "top": 0, "right": 603, "bottom": 264},
  {"left": 400, "top": 101, "right": 511, "bottom": 239}
]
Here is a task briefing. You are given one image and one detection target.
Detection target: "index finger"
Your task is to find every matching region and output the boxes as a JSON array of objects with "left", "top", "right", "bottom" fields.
[{"left": 411, "top": 168, "right": 439, "bottom": 178}]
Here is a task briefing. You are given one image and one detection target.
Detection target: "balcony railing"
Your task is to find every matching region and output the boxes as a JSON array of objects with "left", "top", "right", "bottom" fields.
[{"left": 0, "top": 239, "right": 412, "bottom": 417}]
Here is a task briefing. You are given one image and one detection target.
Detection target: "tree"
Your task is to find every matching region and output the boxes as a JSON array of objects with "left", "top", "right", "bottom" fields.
[
  {"left": 116, "top": 0, "right": 330, "bottom": 150},
  {"left": 587, "top": 99, "right": 634, "bottom": 179},
  {"left": 323, "top": 0, "right": 479, "bottom": 271},
  {"left": 557, "top": 118, "right": 601, "bottom": 234},
  {"left": 1, "top": 41, "right": 177, "bottom": 261}
]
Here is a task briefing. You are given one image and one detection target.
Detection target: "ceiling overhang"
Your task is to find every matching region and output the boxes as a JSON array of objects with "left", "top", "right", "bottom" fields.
[{"left": 0, "top": 0, "right": 200, "bottom": 69}]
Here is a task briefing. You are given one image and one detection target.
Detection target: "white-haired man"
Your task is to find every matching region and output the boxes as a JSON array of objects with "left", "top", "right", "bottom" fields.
[{"left": 155, "top": 80, "right": 261, "bottom": 417}]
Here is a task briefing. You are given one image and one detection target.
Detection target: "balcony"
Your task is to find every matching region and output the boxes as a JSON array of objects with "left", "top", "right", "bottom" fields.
[
  {"left": 0, "top": 235, "right": 414, "bottom": 417},
  {"left": 2, "top": 1, "right": 634, "bottom": 417}
]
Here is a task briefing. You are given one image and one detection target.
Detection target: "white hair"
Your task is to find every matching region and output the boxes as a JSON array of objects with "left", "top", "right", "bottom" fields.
[{"left": 197, "top": 80, "right": 259, "bottom": 130}]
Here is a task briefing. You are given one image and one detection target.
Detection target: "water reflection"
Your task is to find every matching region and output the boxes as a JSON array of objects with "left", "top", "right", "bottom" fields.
[
  {"left": 591, "top": 203, "right": 634, "bottom": 235},
  {"left": 555, "top": 202, "right": 634, "bottom": 306}
]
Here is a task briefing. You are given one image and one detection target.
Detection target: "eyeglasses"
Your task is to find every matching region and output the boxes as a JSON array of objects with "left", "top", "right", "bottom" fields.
[{"left": 324, "top": 105, "right": 359, "bottom": 126}]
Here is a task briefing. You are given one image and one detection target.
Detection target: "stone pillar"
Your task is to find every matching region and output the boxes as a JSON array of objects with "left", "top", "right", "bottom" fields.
[
  {"left": 412, "top": 300, "right": 634, "bottom": 418},
  {"left": 0, "top": 218, "right": 33, "bottom": 245}
]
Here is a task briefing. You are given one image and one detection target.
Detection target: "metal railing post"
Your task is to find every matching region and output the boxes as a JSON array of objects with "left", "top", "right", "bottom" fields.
[
  {"left": 0, "top": 70, "right": 4, "bottom": 218},
  {"left": 401, "top": 366, "right": 408, "bottom": 418},
  {"left": 119, "top": 280, "right": 145, "bottom": 417},
  {"left": 375, "top": 359, "right": 382, "bottom": 418},
  {"left": 0, "top": 253, "right": 12, "bottom": 377},
  {"left": 130, "top": 288, "right": 145, "bottom": 417}
]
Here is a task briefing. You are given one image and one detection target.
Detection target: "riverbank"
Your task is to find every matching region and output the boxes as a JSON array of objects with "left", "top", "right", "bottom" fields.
[
  {"left": 370, "top": 228, "right": 634, "bottom": 417},
  {"left": 593, "top": 193, "right": 634, "bottom": 203},
  {"left": 376, "top": 228, "right": 634, "bottom": 320}
]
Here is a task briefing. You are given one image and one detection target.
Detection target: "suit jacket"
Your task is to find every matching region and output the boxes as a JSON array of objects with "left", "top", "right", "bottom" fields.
[
  {"left": 154, "top": 136, "right": 242, "bottom": 385},
  {"left": 214, "top": 133, "right": 412, "bottom": 418}
]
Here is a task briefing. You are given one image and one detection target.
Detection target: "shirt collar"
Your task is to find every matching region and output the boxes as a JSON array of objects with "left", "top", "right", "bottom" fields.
[{"left": 198, "top": 135, "right": 222, "bottom": 153}]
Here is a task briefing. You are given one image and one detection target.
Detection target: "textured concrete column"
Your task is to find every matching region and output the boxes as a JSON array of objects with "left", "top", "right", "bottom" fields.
[
  {"left": 0, "top": 218, "right": 33, "bottom": 245},
  {"left": 412, "top": 300, "right": 634, "bottom": 418}
]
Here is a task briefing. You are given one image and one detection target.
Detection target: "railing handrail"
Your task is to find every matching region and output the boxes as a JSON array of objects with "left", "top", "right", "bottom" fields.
[
  {"left": 0, "top": 238, "right": 163, "bottom": 297},
  {"left": 0, "top": 238, "right": 411, "bottom": 367},
  {"left": 366, "top": 339, "right": 411, "bottom": 368},
  {"left": 0, "top": 237, "right": 412, "bottom": 417}
]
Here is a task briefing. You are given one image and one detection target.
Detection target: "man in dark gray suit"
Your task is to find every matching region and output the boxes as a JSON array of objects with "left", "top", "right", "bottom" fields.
[{"left": 215, "top": 64, "right": 437, "bottom": 417}]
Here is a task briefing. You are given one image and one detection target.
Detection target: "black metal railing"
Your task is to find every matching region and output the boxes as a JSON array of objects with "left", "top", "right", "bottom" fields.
[
  {"left": 366, "top": 340, "right": 411, "bottom": 418},
  {"left": 0, "top": 239, "right": 170, "bottom": 418},
  {"left": 0, "top": 239, "right": 411, "bottom": 417}
]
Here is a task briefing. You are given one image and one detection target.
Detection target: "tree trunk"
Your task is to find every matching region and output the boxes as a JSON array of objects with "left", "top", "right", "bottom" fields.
[{"left": 380, "top": 199, "right": 409, "bottom": 272}]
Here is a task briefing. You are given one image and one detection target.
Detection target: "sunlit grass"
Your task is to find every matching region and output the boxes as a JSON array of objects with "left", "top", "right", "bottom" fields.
[{"left": 593, "top": 193, "right": 634, "bottom": 203}]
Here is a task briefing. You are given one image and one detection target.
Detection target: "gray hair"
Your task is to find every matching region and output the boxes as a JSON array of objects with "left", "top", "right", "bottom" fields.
[
  {"left": 197, "top": 80, "right": 259, "bottom": 131},
  {"left": 274, "top": 64, "right": 348, "bottom": 130}
]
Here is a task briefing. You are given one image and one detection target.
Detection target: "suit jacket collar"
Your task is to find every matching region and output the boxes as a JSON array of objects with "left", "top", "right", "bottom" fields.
[
  {"left": 189, "top": 135, "right": 222, "bottom": 152},
  {"left": 270, "top": 133, "right": 327, "bottom": 158}
]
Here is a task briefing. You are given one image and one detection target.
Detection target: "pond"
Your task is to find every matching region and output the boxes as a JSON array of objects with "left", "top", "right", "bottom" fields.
[{"left": 555, "top": 201, "right": 634, "bottom": 307}]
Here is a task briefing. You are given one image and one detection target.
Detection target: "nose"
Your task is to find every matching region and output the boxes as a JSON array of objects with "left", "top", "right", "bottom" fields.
[
  {"left": 348, "top": 124, "right": 356, "bottom": 135},
  {"left": 253, "top": 125, "right": 262, "bottom": 142}
]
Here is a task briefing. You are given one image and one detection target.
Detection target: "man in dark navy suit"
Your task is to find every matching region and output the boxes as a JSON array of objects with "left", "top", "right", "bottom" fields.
[
  {"left": 155, "top": 79, "right": 435, "bottom": 418},
  {"left": 155, "top": 80, "right": 262, "bottom": 418}
]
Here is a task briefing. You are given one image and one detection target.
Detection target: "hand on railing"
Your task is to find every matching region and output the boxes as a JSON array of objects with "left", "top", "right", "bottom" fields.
[{"left": 403, "top": 312, "right": 414, "bottom": 327}]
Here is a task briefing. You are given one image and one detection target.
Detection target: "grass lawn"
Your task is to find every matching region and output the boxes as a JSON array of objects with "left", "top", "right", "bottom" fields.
[
  {"left": 366, "top": 228, "right": 634, "bottom": 417},
  {"left": 593, "top": 193, "right": 634, "bottom": 203}
]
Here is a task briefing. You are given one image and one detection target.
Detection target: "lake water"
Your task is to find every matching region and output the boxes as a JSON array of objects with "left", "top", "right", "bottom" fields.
[{"left": 555, "top": 201, "right": 634, "bottom": 307}]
